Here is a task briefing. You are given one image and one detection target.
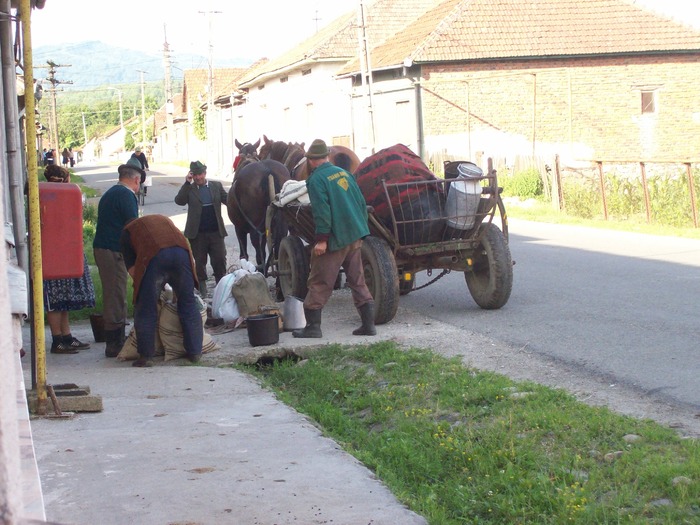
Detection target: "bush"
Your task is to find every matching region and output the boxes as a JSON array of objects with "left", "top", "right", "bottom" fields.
[{"left": 500, "top": 168, "right": 543, "bottom": 199}]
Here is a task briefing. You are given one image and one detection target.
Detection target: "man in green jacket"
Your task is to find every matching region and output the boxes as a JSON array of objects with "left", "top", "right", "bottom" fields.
[{"left": 293, "top": 139, "right": 376, "bottom": 338}]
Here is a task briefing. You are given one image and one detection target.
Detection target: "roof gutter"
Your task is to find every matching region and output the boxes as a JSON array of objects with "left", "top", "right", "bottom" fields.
[{"left": 239, "top": 56, "right": 353, "bottom": 89}]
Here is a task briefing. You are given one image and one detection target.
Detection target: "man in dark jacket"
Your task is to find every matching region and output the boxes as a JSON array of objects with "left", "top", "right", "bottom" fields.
[
  {"left": 293, "top": 139, "right": 376, "bottom": 339},
  {"left": 120, "top": 214, "right": 202, "bottom": 367},
  {"left": 174, "top": 160, "right": 228, "bottom": 296},
  {"left": 94, "top": 162, "right": 141, "bottom": 357}
]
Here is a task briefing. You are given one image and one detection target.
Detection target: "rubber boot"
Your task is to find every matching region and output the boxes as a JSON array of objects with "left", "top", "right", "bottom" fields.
[
  {"left": 352, "top": 302, "right": 377, "bottom": 336},
  {"left": 293, "top": 308, "right": 322, "bottom": 338},
  {"left": 104, "top": 328, "right": 123, "bottom": 358}
]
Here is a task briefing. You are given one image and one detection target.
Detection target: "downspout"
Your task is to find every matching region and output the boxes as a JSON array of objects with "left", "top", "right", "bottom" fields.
[
  {"left": 20, "top": 0, "right": 48, "bottom": 414},
  {"left": 414, "top": 81, "right": 425, "bottom": 160},
  {"left": 1, "top": 0, "right": 29, "bottom": 274}
]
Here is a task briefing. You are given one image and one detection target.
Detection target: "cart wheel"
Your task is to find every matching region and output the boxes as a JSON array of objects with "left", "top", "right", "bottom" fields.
[
  {"left": 277, "top": 236, "right": 309, "bottom": 299},
  {"left": 361, "top": 236, "right": 399, "bottom": 324},
  {"left": 465, "top": 223, "right": 512, "bottom": 309}
]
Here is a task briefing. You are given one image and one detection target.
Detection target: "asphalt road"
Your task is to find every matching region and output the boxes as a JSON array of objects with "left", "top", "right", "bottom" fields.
[
  {"left": 400, "top": 218, "right": 700, "bottom": 413},
  {"left": 78, "top": 162, "right": 700, "bottom": 418}
]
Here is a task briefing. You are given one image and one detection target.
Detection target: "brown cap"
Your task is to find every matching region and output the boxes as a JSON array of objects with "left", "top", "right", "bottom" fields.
[{"left": 305, "top": 139, "right": 329, "bottom": 159}]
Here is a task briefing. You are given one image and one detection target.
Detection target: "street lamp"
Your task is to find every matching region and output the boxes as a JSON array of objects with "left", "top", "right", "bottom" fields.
[{"left": 107, "top": 87, "right": 124, "bottom": 129}]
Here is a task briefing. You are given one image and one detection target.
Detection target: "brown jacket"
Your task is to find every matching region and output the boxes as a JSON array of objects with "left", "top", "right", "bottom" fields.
[{"left": 123, "top": 215, "right": 197, "bottom": 301}]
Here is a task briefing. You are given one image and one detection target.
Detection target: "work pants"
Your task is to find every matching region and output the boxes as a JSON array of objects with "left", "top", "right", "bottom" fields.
[
  {"left": 94, "top": 248, "right": 128, "bottom": 331},
  {"left": 134, "top": 247, "right": 202, "bottom": 359},
  {"left": 190, "top": 232, "right": 227, "bottom": 285},
  {"left": 304, "top": 239, "right": 373, "bottom": 310}
]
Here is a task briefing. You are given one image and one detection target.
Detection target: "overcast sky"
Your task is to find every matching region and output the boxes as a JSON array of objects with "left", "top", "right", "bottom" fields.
[{"left": 28, "top": 0, "right": 700, "bottom": 66}]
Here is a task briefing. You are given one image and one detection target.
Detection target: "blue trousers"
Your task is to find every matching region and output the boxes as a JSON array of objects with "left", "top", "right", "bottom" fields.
[{"left": 134, "top": 247, "right": 203, "bottom": 359}]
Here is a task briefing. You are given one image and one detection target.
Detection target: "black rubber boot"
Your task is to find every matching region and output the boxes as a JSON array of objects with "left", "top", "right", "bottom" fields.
[
  {"left": 293, "top": 308, "right": 322, "bottom": 338},
  {"left": 104, "top": 327, "right": 123, "bottom": 358},
  {"left": 353, "top": 302, "right": 377, "bottom": 336}
]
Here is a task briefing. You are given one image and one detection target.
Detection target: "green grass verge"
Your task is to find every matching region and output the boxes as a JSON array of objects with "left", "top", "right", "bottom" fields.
[
  {"left": 506, "top": 199, "right": 700, "bottom": 240},
  {"left": 245, "top": 343, "right": 700, "bottom": 524}
]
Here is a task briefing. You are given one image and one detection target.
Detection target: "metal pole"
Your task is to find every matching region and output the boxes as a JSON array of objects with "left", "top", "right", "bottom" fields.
[
  {"left": 137, "top": 70, "right": 146, "bottom": 145},
  {"left": 20, "top": 0, "right": 48, "bottom": 415}
]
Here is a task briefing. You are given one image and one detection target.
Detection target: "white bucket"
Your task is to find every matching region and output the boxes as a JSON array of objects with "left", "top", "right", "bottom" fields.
[
  {"left": 282, "top": 295, "right": 306, "bottom": 331},
  {"left": 446, "top": 163, "right": 482, "bottom": 230}
]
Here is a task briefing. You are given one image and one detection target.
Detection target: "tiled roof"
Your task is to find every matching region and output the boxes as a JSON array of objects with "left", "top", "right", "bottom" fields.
[
  {"left": 183, "top": 68, "right": 249, "bottom": 109},
  {"left": 237, "top": 0, "right": 444, "bottom": 87},
  {"left": 343, "top": 0, "right": 700, "bottom": 73}
]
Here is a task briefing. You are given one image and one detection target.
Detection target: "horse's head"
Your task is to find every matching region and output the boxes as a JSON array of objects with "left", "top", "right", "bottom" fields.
[{"left": 234, "top": 138, "right": 261, "bottom": 174}]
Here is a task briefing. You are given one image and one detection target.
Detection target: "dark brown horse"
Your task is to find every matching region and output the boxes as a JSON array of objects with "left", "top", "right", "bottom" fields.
[
  {"left": 291, "top": 144, "right": 361, "bottom": 180},
  {"left": 259, "top": 135, "right": 361, "bottom": 179},
  {"left": 233, "top": 138, "right": 260, "bottom": 174},
  {"left": 227, "top": 159, "right": 290, "bottom": 270}
]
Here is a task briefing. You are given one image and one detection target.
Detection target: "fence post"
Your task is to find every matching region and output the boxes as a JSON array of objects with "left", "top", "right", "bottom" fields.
[
  {"left": 554, "top": 154, "right": 563, "bottom": 211},
  {"left": 640, "top": 162, "right": 651, "bottom": 224},
  {"left": 686, "top": 163, "right": 698, "bottom": 228},
  {"left": 597, "top": 161, "right": 608, "bottom": 220}
]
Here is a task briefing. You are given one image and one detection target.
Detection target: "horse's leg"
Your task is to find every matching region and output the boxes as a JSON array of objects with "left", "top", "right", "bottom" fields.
[{"left": 235, "top": 225, "right": 249, "bottom": 262}]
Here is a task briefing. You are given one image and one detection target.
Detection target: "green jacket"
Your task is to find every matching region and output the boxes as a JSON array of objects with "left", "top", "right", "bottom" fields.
[{"left": 306, "top": 162, "right": 369, "bottom": 252}]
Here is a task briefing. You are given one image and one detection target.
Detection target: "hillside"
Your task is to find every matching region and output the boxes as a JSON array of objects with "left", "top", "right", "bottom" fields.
[{"left": 32, "top": 41, "right": 251, "bottom": 92}]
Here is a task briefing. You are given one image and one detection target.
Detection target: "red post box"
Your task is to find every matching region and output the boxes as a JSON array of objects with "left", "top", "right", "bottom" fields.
[{"left": 39, "top": 182, "right": 84, "bottom": 279}]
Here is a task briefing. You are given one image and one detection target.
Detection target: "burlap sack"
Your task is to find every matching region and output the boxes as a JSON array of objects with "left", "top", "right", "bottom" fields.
[
  {"left": 231, "top": 273, "right": 283, "bottom": 331},
  {"left": 161, "top": 295, "right": 220, "bottom": 361},
  {"left": 117, "top": 305, "right": 164, "bottom": 361}
]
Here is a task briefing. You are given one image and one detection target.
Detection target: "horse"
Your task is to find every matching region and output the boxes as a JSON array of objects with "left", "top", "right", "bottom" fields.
[
  {"left": 259, "top": 135, "right": 361, "bottom": 180},
  {"left": 291, "top": 144, "right": 361, "bottom": 180},
  {"left": 226, "top": 159, "right": 291, "bottom": 271},
  {"left": 233, "top": 138, "right": 260, "bottom": 174}
]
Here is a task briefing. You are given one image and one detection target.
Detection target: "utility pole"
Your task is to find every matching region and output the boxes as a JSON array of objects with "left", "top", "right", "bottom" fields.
[
  {"left": 198, "top": 10, "right": 222, "bottom": 169},
  {"left": 163, "top": 24, "right": 174, "bottom": 160},
  {"left": 137, "top": 69, "right": 147, "bottom": 146},
  {"left": 36, "top": 60, "right": 72, "bottom": 150},
  {"left": 357, "top": 1, "right": 376, "bottom": 153}
]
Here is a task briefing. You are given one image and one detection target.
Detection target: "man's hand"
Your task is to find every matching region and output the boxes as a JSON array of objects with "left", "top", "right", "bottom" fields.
[
  {"left": 186, "top": 171, "right": 194, "bottom": 183},
  {"left": 313, "top": 240, "right": 328, "bottom": 256}
]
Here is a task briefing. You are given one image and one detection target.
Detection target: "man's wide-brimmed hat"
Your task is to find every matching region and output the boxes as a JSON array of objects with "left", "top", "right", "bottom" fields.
[
  {"left": 190, "top": 160, "right": 207, "bottom": 174},
  {"left": 305, "top": 139, "right": 329, "bottom": 159},
  {"left": 119, "top": 157, "right": 146, "bottom": 178}
]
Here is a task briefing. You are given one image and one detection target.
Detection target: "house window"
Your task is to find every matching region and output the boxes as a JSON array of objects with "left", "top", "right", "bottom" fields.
[
  {"left": 280, "top": 76, "right": 288, "bottom": 83},
  {"left": 258, "top": 84, "right": 265, "bottom": 91},
  {"left": 301, "top": 68, "right": 312, "bottom": 76},
  {"left": 641, "top": 90, "right": 656, "bottom": 114}
]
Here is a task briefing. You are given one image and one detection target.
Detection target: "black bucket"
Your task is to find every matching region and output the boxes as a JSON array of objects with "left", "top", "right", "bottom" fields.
[{"left": 246, "top": 314, "right": 280, "bottom": 347}]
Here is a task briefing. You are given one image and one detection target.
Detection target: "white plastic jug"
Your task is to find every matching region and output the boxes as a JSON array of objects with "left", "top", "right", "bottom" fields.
[
  {"left": 283, "top": 296, "right": 306, "bottom": 331},
  {"left": 446, "top": 162, "right": 482, "bottom": 230}
]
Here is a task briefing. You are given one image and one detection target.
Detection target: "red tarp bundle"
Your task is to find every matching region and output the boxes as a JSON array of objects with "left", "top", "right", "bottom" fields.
[{"left": 354, "top": 144, "right": 446, "bottom": 245}]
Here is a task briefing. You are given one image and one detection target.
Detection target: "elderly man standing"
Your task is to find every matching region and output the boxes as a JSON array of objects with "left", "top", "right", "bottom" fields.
[
  {"left": 174, "top": 160, "right": 228, "bottom": 296},
  {"left": 293, "top": 139, "right": 376, "bottom": 339},
  {"left": 93, "top": 160, "right": 142, "bottom": 357},
  {"left": 120, "top": 214, "right": 202, "bottom": 367}
]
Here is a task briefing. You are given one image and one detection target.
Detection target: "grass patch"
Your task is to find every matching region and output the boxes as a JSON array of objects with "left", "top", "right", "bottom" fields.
[
  {"left": 506, "top": 198, "right": 700, "bottom": 240},
  {"left": 245, "top": 343, "right": 700, "bottom": 524}
]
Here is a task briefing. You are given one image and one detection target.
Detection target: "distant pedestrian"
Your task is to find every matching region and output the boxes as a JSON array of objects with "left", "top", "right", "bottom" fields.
[
  {"left": 174, "top": 160, "right": 228, "bottom": 296},
  {"left": 93, "top": 161, "right": 141, "bottom": 357},
  {"left": 61, "top": 148, "right": 69, "bottom": 168},
  {"left": 69, "top": 147, "right": 75, "bottom": 167},
  {"left": 293, "top": 139, "right": 376, "bottom": 338},
  {"left": 130, "top": 146, "right": 150, "bottom": 192},
  {"left": 120, "top": 214, "right": 202, "bottom": 367},
  {"left": 44, "top": 148, "right": 54, "bottom": 166}
]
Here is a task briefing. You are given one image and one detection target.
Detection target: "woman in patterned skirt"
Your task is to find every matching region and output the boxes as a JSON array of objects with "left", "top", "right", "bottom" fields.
[{"left": 43, "top": 165, "right": 96, "bottom": 354}]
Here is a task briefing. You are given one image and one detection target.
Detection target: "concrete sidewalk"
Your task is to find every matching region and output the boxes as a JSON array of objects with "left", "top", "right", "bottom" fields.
[{"left": 23, "top": 291, "right": 429, "bottom": 525}]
